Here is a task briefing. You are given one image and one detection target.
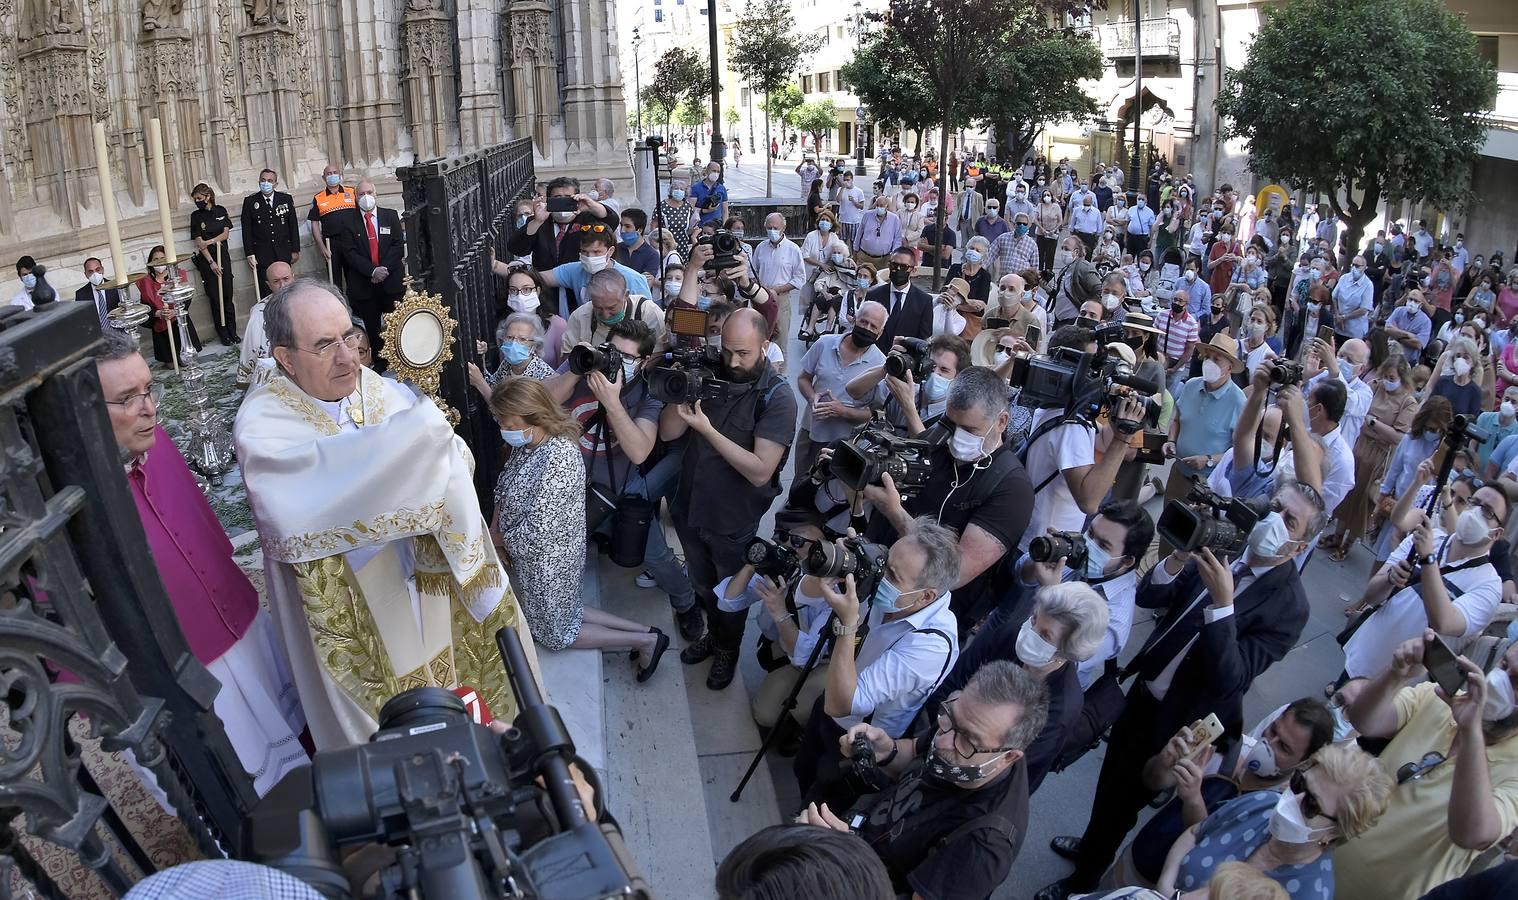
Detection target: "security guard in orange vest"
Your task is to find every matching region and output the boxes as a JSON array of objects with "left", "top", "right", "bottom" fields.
[{"left": 309, "top": 163, "right": 357, "bottom": 290}]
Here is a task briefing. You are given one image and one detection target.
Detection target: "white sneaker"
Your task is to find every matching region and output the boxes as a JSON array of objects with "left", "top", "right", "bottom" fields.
[{"left": 635, "top": 570, "right": 657, "bottom": 589}]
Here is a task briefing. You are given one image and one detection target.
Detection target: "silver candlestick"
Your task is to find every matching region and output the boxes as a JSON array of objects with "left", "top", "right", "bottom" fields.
[{"left": 160, "top": 267, "right": 235, "bottom": 480}]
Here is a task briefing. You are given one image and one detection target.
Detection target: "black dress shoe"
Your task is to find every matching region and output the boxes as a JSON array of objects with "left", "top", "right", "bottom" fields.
[
  {"left": 680, "top": 632, "right": 714, "bottom": 665},
  {"left": 706, "top": 649, "right": 739, "bottom": 690},
  {"left": 676, "top": 605, "right": 705, "bottom": 643},
  {"left": 636, "top": 629, "right": 670, "bottom": 683},
  {"left": 1049, "top": 836, "right": 1082, "bottom": 861},
  {"left": 1032, "top": 879, "right": 1073, "bottom": 900}
]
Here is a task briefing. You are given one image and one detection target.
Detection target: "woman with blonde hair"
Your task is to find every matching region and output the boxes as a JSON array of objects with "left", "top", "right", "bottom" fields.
[
  {"left": 1322, "top": 352, "right": 1420, "bottom": 561},
  {"left": 489, "top": 378, "right": 669, "bottom": 679}
]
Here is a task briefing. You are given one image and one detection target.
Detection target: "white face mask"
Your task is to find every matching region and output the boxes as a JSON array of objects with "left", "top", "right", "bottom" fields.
[
  {"left": 1503, "top": 400, "right": 1516, "bottom": 419},
  {"left": 1247, "top": 510, "right": 1295, "bottom": 559},
  {"left": 1054, "top": 250, "right": 1074, "bottom": 268},
  {"left": 507, "top": 290, "right": 539, "bottom": 313},
  {"left": 357, "top": 194, "right": 377, "bottom": 212},
  {"left": 1268, "top": 788, "right": 1333, "bottom": 845},
  {"left": 1406, "top": 299, "right": 1420, "bottom": 312},
  {"left": 87, "top": 271, "right": 105, "bottom": 287},
  {"left": 1484, "top": 667, "right": 1516, "bottom": 721},
  {"left": 663, "top": 279, "right": 682, "bottom": 296},
  {"left": 551, "top": 210, "right": 576, "bottom": 223},
  {"left": 1453, "top": 357, "right": 1472, "bottom": 378},
  {"left": 1454, "top": 505, "right": 1491, "bottom": 545},
  {"left": 1238, "top": 733, "right": 1281, "bottom": 777},
  {"left": 1202, "top": 359, "right": 1224, "bottom": 384},
  {"left": 1102, "top": 293, "right": 1121, "bottom": 310},
  {"left": 949, "top": 422, "right": 990, "bottom": 462},
  {"left": 1139, "top": 261, "right": 1151, "bottom": 272},
  {"left": 580, "top": 253, "right": 609, "bottom": 273},
  {"left": 1184, "top": 270, "right": 1198, "bottom": 283},
  {"left": 1249, "top": 322, "right": 1266, "bottom": 339},
  {"left": 1015, "top": 619, "right": 1059, "bottom": 668}
]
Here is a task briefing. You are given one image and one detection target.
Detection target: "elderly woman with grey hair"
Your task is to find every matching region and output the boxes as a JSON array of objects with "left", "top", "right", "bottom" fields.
[
  {"left": 468, "top": 312, "right": 554, "bottom": 402},
  {"left": 923, "top": 581, "right": 1109, "bottom": 793}
]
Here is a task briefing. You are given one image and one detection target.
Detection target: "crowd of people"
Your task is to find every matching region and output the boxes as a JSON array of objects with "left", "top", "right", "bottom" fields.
[{"left": 22, "top": 143, "right": 1518, "bottom": 900}]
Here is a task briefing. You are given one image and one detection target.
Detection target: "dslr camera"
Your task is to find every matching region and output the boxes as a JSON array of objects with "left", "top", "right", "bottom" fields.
[
  {"left": 646, "top": 345, "right": 732, "bottom": 405},
  {"left": 828, "top": 423, "right": 940, "bottom": 500},
  {"left": 1268, "top": 358, "right": 1303, "bottom": 387},
  {"left": 568, "top": 342, "right": 624, "bottom": 378},
  {"left": 804, "top": 535, "right": 888, "bottom": 584},
  {"left": 1028, "top": 530, "right": 1088, "bottom": 571},
  {"left": 1156, "top": 482, "right": 1270, "bottom": 556},
  {"left": 884, "top": 336, "right": 934, "bottom": 382},
  {"left": 744, "top": 536, "right": 802, "bottom": 582},
  {"left": 699, "top": 228, "right": 744, "bottom": 272}
]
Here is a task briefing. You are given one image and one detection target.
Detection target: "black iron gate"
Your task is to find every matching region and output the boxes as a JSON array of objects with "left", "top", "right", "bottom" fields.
[
  {"left": 398, "top": 139, "right": 537, "bottom": 502},
  {"left": 0, "top": 303, "right": 257, "bottom": 896}
]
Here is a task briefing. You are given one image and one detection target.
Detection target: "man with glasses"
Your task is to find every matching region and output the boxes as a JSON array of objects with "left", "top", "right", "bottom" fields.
[
  {"left": 539, "top": 221, "right": 652, "bottom": 320},
  {"left": 238, "top": 260, "right": 293, "bottom": 387},
  {"left": 235, "top": 279, "right": 531, "bottom": 749},
  {"left": 1341, "top": 481, "right": 1515, "bottom": 681},
  {"left": 95, "top": 326, "right": 308, "bottom": 796},
  {"left": 796, "top": 660, "right": 1047, "bottom": 900},
  {"left": 1336, "top": 632, "right": 1518, "bottom": 900},
  {"left": 333, "top": 180, "right": 405, "bottom": 356}
]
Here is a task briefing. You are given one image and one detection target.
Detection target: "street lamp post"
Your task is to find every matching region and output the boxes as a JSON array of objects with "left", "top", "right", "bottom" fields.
[
  {"left": 633, "top": 27, "right": 643, "bottom": 140},
  {"left": 1130, "top": 0, "right": 1143, "bottom": 196},
  {"left": 850, "top": 1, "right": 867, "bottom": 175},
  {"left": 706, "top": 0, "right": 725, "bottom": 171}
]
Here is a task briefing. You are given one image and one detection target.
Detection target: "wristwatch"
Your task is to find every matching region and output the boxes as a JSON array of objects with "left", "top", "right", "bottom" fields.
[
  {"left": 832, "top": 619, "right": 858, "bottom": 637},
  {"left": 1416, "top": 553, "right": 1437, "bottom": 567}
]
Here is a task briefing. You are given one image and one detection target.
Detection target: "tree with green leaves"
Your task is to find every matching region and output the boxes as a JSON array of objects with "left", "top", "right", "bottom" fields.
[
  {"left": 725, "top": 107, "right": 740, "bottom": 130},
  {"left": 728, "top": 0, "right": 822, "bottom": 192},
  {"left": 647, "top": 47, "right": 711, "bottom": 142},
  {"left": 759, "top": 83, "right": 804, "bottom": 146},
  {"left": 676, "top": 99, "right": 708, "bottom": 149},
  {"left": 1217, "top": 0, "right": 1496, "bottom": 252},
  {"left": 977, "top": 32, "right": 1103, "bottom": 165},
  {"left": 794, "top": 100, "right": 839, "bottom": 155},
  {"left": 880, "top": 0, "right": 1094, "bottom": 287},
  {"left": 840, "top": 32, "right": 943, "bottom": 155}
]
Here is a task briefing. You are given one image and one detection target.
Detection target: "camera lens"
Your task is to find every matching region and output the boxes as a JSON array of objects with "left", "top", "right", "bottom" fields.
[
  {"left": 377, "top": 686, "right": 466, "bottom": 731},
  {"left": 805, "top": 542, "right": 855, "bottom": 579},
  {"left": 744, "top": 538, "right": 772, "bottom": 566},
  {"left": 884, "top": 352, "right": 907, "bottom": 380},
  {"left": 569, "top": 345, "right": 605, "bottom": 375}
]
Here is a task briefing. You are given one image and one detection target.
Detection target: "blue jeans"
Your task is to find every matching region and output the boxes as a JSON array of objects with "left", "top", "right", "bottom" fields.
[{"left": 598, "top": 470, "right": 695, "bottom": 613}]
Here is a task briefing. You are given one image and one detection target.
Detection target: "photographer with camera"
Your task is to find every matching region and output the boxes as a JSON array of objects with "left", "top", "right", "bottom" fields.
[
  {"left": 792, "top": 301, "right": 890, "bottom": 478},
  {"left": 559, "top": 269, "right": 667, "bottom": 358},
  {"left": 860, "top": 366, "right": 1035, "bottom": 624},
  {"left": 798, "top": 661, "right": 1048, "bottom": 900},
  {"left": 691, "top": 161, "right": 728, "bottom": 228},
  {"left": 1036, "top": 479, "right": 1326, "bottom": 900},
  {"left": 794, "top": 518, "right": 962, "bottom": 797},
  {"left": 678, "top": 239, "right": 780, "bottom": 336},
  {"left": 844, "top": 334, "right": 970, "bottom": 437},
  {"left": 1019, "top": 326, "right": 1148, "bottom": 555},
  {"left": 660, "top": 308, "right": 798, "bottom": 689},
  {"left": 543, "top": 319, "right": 703, "bottom": 642},
  {"left": 508, "top": 177, "right": 620, "bottom": 273}
]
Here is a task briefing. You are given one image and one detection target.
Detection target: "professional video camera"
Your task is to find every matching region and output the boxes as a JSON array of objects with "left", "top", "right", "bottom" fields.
[
  {"left": 247, "top": 628, "right": 650, "bottom": 900},
  {"left": 804, "top": 535, "right": 888, "bottom": 583},
  {"left": 1157, "top": 482, "right": 1270, "bottom": 556},
  {"left": 884, "top": 336, "right": 934, "bottom": 382},
  {"left": 828, "top": 422, "right": 940, "bottom": 500},
  {"left": 1008, "top": 346, "right": 1159, "bottom": 431},
  {"left": 699, "top": 228, "right": 743, "bottom": 272},
  {"left": 645, "top": 345, "right": 733, "bottom": 405},
  {"left": 568, "top": 342, "right": 624, "bottom": 378},
  {"left": 744, "top": 536, "right": 802, "bottom": 581},
  {"left": 1028, "top": 530, "right": 1088, "bottom": 571}
]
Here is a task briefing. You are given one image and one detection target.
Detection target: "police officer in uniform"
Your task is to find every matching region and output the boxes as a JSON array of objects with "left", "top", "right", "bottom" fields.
[
  {"left": 241, "top": 167, "right": 300, "bottom": 298},
  {"left": 308, "top": 163, "right": 356, "bottom": 291}
]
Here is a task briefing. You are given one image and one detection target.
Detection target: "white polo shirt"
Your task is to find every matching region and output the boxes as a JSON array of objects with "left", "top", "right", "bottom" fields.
[{"left": 1020, "top": 407, "right": 1098, "bottom": 552}]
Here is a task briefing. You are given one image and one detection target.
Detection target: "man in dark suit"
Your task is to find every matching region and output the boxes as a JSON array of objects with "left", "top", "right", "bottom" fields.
[
  {"left": 867, "top": 246, "right": 934, "bottom": 348},
  {"left": 505, "top": 176, "right": 620, "bottom": 274},
  {"left": 75, "top": 257, "right": 121, "bottom": 332},
  {"left": 334, "top": 181, "right": 405, "bottom": 357},
  {"left": 241, "top": 167, "right": 301, "bottom": 298},
  {"left": 1034, "top": 478, "right": 1325, "bottom": 900}
]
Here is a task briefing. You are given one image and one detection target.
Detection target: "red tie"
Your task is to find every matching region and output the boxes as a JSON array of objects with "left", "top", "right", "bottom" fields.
[{"left": 366, "top": 213, "right": 380, "bottom": 266}]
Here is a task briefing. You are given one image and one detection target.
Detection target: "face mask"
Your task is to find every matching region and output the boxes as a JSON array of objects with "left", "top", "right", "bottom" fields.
[
  {"left": 1483, "top": 667, "right": 1516, "bottom": 721},
  {"left": 581, "top": 253, "right": 609, "bottom": 274},
  {"left": 850, "top": 325, "right": 878, "bottom": 347},
  {"left": 1454, "top": 358, "right": 1472, "bottom": 378},
  {"left": 924, "top": 372, "right": 950, "bottom": 402},
  {"left": 1247, "top": 510, "right": 1295, "bottom": 559},
  {"left": 707, "top": 334, "right": 722, "bottom": 352},
  {"left": 732, "top": 231, "right": 746, "bottom": 241},
  {"left": 195, "top": 199, "right": 208, "bottom": 210},
  {"left": 502, "top": 341, "right": 531, "bottom": 365},
  {"left": 671, "top": 189, "right": 686, "bottom": 201},
  {"left": 1015, "top": 619, "right": 1059, "bottom": 668},
  {"left": 323, "top": 173, "right": 342, "bottom": 188},
  {"left": 1054, "top": 250, "right": 1074, "bottom": 268},
  {"left": 1310, "top": 270, "right": 1322, "bottom": 281},
  {"left": 1454, "top": 506, "right": 1491, "bottom": 545},
  {"left": 873, "top": 577, "right": 917, "bottom": 614},
  {"left": 905, "top": 202, "right": 918, "bottom": 211},
  {"left": 1139, "top": 261, "right": 1151, "bottom": 272},
  {"left": 1043, "top": 195, "right": 1053, "bottom": 203},
  {"left": 259, "top": 180, "right": 274, "bottom": 194},
  {"left": 857, "top": 277, "right": 871, "bottom": 291},
  {"left": 950, "top": 422, "right": 990, "bottom": 462},
  {"left": 500, "top": 428, "right": 531, "bottom": 448},
  {"left": 707, "top": 171, "right": 720, "bottom": 182},
  {"left": 620, "top": 359, "right": 638, "bottom": 382},
  {"left": 1328, "top": 704, "right": 1354, "bottom": 742},
  {"left": 986, "top": 209, "right": 999, "bottom": 220},
  {"left": 1246, "top": 322, "right": 1266, "bottom": 340},
  {"left": 552, "top": 211, "right": 576, "bottom": 223},
  {"left": 616, "top": 229, "right": 639, "bottom": 247},
  {"left": 1338, "top": 360, "right": 1358, "bottom": 382},
  {"left": 87, "top": 272, "right": 104, "bottom": 287},
  {"left": 1202, "top": 359, "right": 1224, "bottom": 383},
  {"left": 21, "top": 273, "right": 37, "bottom": 290},
  {"left": 1503, "top": 400, "right": 1516, "bottom": 419},
  {"left": 1184, "top": 270, "right": 1197, "bottom": 283},
  {"left": 964, "top": 249, "right": 983, "bottom": 264},
  {"left": 508, "top": 290, "right": 540, "bottom": 313},
  {"left": 1268, "top": 788, "right": 1332, "bottom": 845},
  {"left": 1406, "top": 299, "right": 1420, "bottom": 312},
  {"left": 1239, "top": 733, "right": 1281, "bottom": 777},
  {"left": 1082, "top": 536, "right": 1113, "bottom": 580},
  {"left": 924, "top": 745, "right": 1004, "bottom": 785},
  {"left": 1455, "top": 313, "right": 1466, "bottom": 325},
  {"left": 890, "top": 268, "right": 910, "bottom": 287},
  {"left": 1136, "top": 199, "right": 1146, "bottom": 208},
  {"left": 1383, "top": 378, "right": 1401, "bottom": 393},
  {"left": 357, "top": 194, "right": 377, "bottom": 212},
  {"left": 517, "top": 214, "right": 529, "bottom": 229},
  {"left": 1014, "top": 223, "right": 1030, "bottom": 237},
  {"left": 598, "top": 306, "right": 627, "bottom": 325},
  {"left": 1103, "top": 293, "right": 1121, "bottom": 311}
]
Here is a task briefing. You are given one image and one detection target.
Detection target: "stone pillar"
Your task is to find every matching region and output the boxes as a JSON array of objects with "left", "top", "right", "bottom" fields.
[
  {"left": 557, "top": 0, "right": 627, "bottom": 168},
  {"left": 137, "top": 28, "right": 205, "bottom": 205},
  {"left": 455, "top": 0, "right": 505, "bottom": 151},
  {"left": 505, "top": 0, "right": 555, "bottom": 159},
  {"left": 335, "top": 0, "right": 406, "bottom": 166},
  {"left": 239, "top": 25, "right": 304, "bottom": 178},
  {"left": 401, "top": 2, "right": 459, "bottom": 161},
  {"left": 18, "top": 31, "right": 91, "bottom": 226}
]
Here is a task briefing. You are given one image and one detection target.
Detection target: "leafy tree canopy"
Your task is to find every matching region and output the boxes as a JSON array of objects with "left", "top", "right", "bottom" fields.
[
  {"left": 794, "top": 100, "right": 839, "bottom": 148},
  {"left": 839, "top": 31, "right": 948, "bottom": 139},
  {"left": 977, "top": 32, "right": 1103, "bottom": 162},
  {"left": 647, "top": 47, "right": 711, "bottom": 133},
  {"left": 728, "top": 0, "right": 822, "bottom": 94},
  {"left": 759, "top": 83, "right": 804, "bottom": 129},
  {"left": 1217, "top": 0, "right": 1496, "bottom": 237}
]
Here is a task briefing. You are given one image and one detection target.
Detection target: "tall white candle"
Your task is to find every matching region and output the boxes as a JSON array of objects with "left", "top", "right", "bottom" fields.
[
  {"left": 147, "top": 118, "right": 177, "bottom": 262},
  {"left": 91, "top": 122, "right": 128, "bottom": 283}
]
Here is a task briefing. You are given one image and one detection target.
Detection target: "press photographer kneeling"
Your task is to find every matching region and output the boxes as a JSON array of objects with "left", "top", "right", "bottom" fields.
[{"left": 795, "top": 661, "right": 1050, "bottom": 900}]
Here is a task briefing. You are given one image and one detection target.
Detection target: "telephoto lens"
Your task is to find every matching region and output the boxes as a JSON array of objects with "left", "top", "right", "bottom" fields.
[{"left": 1028, "top": 531, "right": 1088, "bottom": 570}]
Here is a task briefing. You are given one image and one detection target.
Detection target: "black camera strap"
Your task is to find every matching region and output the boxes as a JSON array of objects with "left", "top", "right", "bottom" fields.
[
  {"left": 1019, "top": 410, "right": 1095, "bottom": 497},
  {"left": 1339, "top": 536, "right": 1489, "bottom": 646}
]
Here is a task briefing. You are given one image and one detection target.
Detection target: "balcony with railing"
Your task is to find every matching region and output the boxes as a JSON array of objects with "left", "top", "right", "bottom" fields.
[{"left": 1101, "top": 16, "right": 1182, "bottom": 62}]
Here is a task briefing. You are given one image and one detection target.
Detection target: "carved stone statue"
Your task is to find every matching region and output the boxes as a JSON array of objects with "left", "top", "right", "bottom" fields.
[
  {"left": 406, "top": 0, "right": 445, "bottom": 10},
  {"left": 243, "top": 0, "right": 289, "bottom": 27},
  {"left": 142, "top": 0, "right": 185, "bottom": 31},
  {"left": 20, "top": 0, "right": 83, "bottom": 40}
]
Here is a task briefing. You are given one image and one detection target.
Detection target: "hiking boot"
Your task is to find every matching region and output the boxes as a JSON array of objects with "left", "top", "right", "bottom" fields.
[
  {"left": 675, "top": 605, "right": 705, "bottom": 643},
  {"left": 706, "top": 649, "right": 739, "bottom": 690},
  {"left": 680, "top": 632, "right": 714, "bottom": 665}
]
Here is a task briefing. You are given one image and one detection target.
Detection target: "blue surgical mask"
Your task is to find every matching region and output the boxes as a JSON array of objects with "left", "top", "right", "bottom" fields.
[
  {"left": 516, "top": 214, "right": 529, "bottom": 229},
  {"left": 1424, "top": 430, "right": 1440, "bottom": 442},
  {"left": 857, "top": 277, "right": 871, "bottom": 290},
  {"left": 21, "top": 273, "right": 36, "bottom": 290},
  {"left": 1338, "top": 360, "right": 1357, "bottom": 382},
  {"left": 620, "top": 231, "right": 638, "bottom": 246},
  {"left": 964, "top": 249, "right": 983, "bottom": 264},
  {"left": 696, "top": 296, "right": 712, "bottom": 311},
  {"left": 1082, "top": 536, "right": 1112, "bottom": 580},
  {"left": 671, "top": 189, "right": 686, "bottom": 201},
  {"left": 502, "top": 342, "right": 531, "bottom": 365},
  {"left": 872, "top": 577, "right": 918, "bottom": 614},
  {"left": 325, "top": 173, "right": 341, "bottom": 187},
  {"left": 259, "top": 180, "right": 274, "bottom": 194},
  {"left": 500, "top": 428, "right": 531, "bottom": 447},
  {"left": 924, "top": 372, "right": 950, "bottom": 402},
  {"left": 819, "top": 220, "right": 833, "bottom": 233}
]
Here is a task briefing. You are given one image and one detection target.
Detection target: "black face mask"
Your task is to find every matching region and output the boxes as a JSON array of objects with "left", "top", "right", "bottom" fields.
[
  {"left": 195, "top": 199, "right": 208, "bottom": 210},
  {"left": 850, "top": 325, "right": 879, "bottom": 347},
  {"left": 890, "top": 268, "right": 910, "bottom": 287}
]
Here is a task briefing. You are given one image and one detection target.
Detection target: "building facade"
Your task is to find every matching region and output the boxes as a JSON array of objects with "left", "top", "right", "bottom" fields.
[{"left": 5, "top": 0, "right": 632, "bottom": 317}]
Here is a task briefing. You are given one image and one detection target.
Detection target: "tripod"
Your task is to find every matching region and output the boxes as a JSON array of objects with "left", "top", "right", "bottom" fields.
[{"left": 730, "top": 609, "right": 837, "bottom": 803}]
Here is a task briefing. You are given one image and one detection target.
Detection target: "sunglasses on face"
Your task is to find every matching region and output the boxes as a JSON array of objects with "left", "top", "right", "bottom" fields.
[{"left": 1289, "top": 766, "right": 1338, "bottom": 822}]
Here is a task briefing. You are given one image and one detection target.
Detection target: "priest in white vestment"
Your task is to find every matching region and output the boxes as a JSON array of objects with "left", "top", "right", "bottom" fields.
[{"left": 234, "top": 278, "right": 533, "bottom": 749}]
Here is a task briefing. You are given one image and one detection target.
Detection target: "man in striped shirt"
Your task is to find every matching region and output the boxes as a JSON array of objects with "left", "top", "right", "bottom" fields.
[
  {"left": 991, "top": 212, "right": 1040, "bottom": 280},
  {"left": 1152, "top": 289, "right": 1200, "bottom": 398}
]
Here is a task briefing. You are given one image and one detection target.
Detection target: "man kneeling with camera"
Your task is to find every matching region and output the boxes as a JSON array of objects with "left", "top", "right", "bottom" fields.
[
  {"left": 796, "top": 660, "right": 1049, "bottom": 900},
  {"left": 794, "top": 518, "right": 962, "bottom": 809}
]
